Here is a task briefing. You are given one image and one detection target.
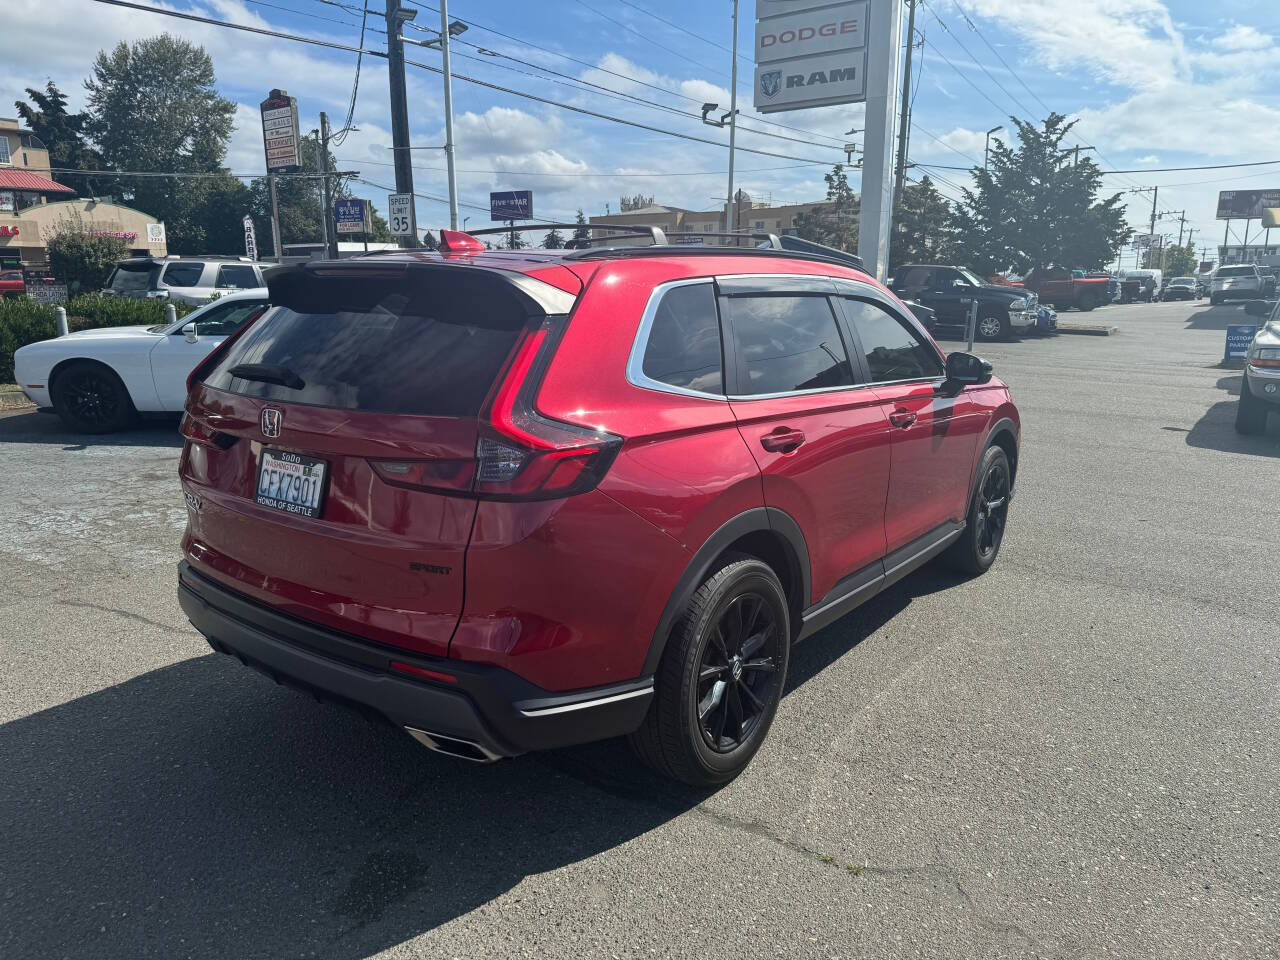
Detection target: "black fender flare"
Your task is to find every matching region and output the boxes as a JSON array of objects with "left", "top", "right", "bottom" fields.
[
  {"left": 640, "top": 507, "right": 811, "bottom": 676},
  {"left": 967, "top": 416, "right": 1019, "bottom": 509}
]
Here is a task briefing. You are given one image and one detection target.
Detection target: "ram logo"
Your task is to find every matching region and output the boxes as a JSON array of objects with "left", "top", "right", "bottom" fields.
[
  {"left": 786, "top": 66, "right": 858, "bottom": 89},
  {"left": 760, "top": 70, "right": 782, "bottom": 99}
]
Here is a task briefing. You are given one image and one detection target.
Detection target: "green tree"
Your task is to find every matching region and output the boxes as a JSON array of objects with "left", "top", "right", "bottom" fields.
[
  {"left": 15, "top": 82, "right": 101, "bottom": 194},
  {"left": 793, "top": 164, "right": 859, "bottom": 251},
  {"left": 890, "top": 176, "right": 953, "bottom": 271},
  {"left": 84, "top": 34, "right": 236, "bottom": 252},
  {"left": 46, "top": 218, "right": 129, "bottom": 293},
  {"left": 543, "top": 227, "right": 566, "bottom": 249},
  {"left": 572, "top": 209, "right": 591, "bottom": 246},
  {"left": 619, "top": 193, "right": 655, "bottom": 212},
  {"left": 950, "top": 113, "right": 1131, "bottom": 275},
  {"left": 1147, "top": 242, "right": 1195, "bottom": 275}
]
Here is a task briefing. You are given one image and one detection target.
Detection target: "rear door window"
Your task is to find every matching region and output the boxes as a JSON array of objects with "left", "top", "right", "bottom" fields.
[
  {"left": 162, "top": 262, "right": 206, "bottom": 287},
  {"left": 843, "top": 298, "right": 943, "bottom": 383},
  {"left": 721, "top": 294, "right": 854, "bottom": 395},
  {"left": 639, "top": 282, "right": 723, "bottom": 394},
  {"left": 215, "top": 264, "right": 260, "bottom": 289},
  {"left": 203, "top": 271, "right": 531, "bottom": 416}
]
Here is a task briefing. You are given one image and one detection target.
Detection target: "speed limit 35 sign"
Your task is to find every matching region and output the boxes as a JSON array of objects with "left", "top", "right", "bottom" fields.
[{"left": 387, "top": 193, "right": 416, "bottom": 237}]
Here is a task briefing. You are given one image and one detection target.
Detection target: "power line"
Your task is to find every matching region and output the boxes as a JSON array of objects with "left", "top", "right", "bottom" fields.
[
  {"left": 339, "top": 156, "right": 825, "bottom": 178},
  {"left": 1100, "top": 159, "right": 1280, "bottom": 174},
  {"left": 910, "top": 122, "right": 984, "bottom": 167},
  {"left": 918, "top": 0, "right": 1032, "bottom": 119},
  {"left": 946, "top": 0, "right": 1052, "bottom": 116},
  {"left": 615, "top": 0, "right": 738, "bottom": 58},
  {"left": 570, "top": 0, "right": 707, "bottom": 72},
  {"left": 331, "top": 1, "right": 369, "bottom": 146}
]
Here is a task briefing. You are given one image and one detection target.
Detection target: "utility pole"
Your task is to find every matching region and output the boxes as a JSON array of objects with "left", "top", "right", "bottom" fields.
[
  {"left": 892, "top": 0, "right": 917, "bottom": 205},
  {"left": 1072, "top": 145, "right": 1095, "bottom": 166},
  {"left": 725, "top": 0, "right": 740, "bottom": 235},
  {"left": 268, "top": 174, "right": 283, "bottom": 261},
  {"left": 319, "top": 112, "right": 337, "bottom": 259},
  {"left": 1148, "top": 185, "right": 1158, "bottom": 239},
  {"left": 385, "top": 0, "right": 417, "bottom": 247}
]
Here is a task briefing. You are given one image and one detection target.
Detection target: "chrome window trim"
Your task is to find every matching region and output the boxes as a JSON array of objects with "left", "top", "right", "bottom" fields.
[{"left": 625, "top": 277, "right": 728, "bottom": 401}]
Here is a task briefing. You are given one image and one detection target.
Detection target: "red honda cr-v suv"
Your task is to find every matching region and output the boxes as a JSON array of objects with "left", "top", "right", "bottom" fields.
[{"left": 177, "top": 229, "right": 1019, "bottom": 786}]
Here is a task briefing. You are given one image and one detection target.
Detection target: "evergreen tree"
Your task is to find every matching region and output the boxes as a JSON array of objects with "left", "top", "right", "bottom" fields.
[
  {"left": 951, "top": 113, "right": 1130, "bottom": 275},
  {"left": 14, "top": 82, "right": 101, "bottom": 194},
  {"left": 572, "top": 209, "right": 591, "bottom": 246},
  {"left": 543, "top": 227, "right": 566, "bottom": 248},
  {"left": 793, "top": 164, "right": 859, "bottom": 251},
  {"left": 890, "top": 176, "right": 953, "bottom": 271}
]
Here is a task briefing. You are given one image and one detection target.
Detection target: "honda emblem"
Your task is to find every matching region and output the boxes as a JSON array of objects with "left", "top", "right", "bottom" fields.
[{"left": 260, "top": 407, "right": 282, "bottom": 438}]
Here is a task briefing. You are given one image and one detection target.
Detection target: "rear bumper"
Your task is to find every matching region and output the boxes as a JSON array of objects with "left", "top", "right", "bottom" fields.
[
  {"left": 177, "top": 561, "right": 654, "bottom": 758},
  {"left": 1214, "top": 288, "right": 1261, "bottom": 301}
]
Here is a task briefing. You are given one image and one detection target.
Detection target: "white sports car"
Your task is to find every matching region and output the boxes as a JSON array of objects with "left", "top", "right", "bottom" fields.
[{"left": 13, "top": 291, "right": 269, "bottom": 433}]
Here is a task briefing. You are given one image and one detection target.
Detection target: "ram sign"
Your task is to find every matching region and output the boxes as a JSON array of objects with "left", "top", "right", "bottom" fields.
[
  {"left": 1215, "top": 189, "right": 1280, "bottom": 220},
  {"left": 754, "top": 0, "right": 869, "bottom": 113}
]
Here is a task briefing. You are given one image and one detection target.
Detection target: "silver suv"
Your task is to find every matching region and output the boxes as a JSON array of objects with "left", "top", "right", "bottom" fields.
[
  {"left": 1238, "top": 299, "right": 1280, "bottom": 434},
  {"left": 104, "top": 256, "right": 270, "bottom": 305},
  {"left": 1211, "top": 264, "right": 1264, "bottom": 305}
]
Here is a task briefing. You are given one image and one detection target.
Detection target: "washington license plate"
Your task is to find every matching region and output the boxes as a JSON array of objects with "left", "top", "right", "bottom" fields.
[{"left": 255, "top": 449, "right": 327, "bottom": 518}]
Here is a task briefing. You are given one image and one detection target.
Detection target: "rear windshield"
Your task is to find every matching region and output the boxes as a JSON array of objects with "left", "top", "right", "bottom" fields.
[
  {"left": 203, "top": 271, "right": 532, "bottom": 416},
  {"left": 1217, "top": 266, "right": 1256, "bottom": 277},
  {"left": 107, "top": 263, "right": 160, "bottom": 294}
]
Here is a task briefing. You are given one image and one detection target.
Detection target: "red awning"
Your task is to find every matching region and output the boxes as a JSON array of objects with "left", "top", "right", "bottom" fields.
[{"left": 0, "top": 170, "right": 75, "bottom": 194}]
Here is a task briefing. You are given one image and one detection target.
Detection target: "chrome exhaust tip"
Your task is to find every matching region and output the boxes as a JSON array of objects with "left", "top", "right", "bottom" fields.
[{"left": 404, "top": 727, "right": 503, "bottom": 764}]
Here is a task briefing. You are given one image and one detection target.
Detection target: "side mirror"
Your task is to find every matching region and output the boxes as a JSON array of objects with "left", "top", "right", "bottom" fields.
[
  {"left": 939, "top": 352, "right": 992, "bottom": 394},
  {"left": 182, "top": 322, "right": 198, "bottom": 344},
  {"left": 1243, "top": 299, "right": 1275, "bottom": 317}
]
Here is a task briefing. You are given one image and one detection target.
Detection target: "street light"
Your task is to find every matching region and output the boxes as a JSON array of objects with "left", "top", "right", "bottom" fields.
[
  {"left": 403, "top": 14, "right": 467, "bottom": 229},
  {"left": 984, "top": 125, "right": 1003, "bottom": 171}
]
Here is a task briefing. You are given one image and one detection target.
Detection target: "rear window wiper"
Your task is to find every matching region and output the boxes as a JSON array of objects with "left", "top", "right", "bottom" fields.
[{"left": 227, "top": 363, "right": 306, "bottom": 390}]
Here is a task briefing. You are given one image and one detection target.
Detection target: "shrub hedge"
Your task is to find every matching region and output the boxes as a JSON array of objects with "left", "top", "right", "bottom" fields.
[{"left": 0, "top": 295, "right": 197, "bottom": 382}]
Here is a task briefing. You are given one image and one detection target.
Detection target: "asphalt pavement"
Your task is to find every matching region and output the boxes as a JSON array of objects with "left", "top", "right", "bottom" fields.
[{"left": 1, "top": 298, "right": 1276, "bottom": 959}]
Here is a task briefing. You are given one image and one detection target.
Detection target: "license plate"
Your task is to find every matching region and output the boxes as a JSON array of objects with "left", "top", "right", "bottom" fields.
[{"left": 255, "top": 449, "right": 327, "bottom": 518}]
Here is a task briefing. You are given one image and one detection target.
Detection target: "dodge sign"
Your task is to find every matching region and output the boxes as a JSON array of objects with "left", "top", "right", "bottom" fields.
[{"left": 754, "top": 1, "right": 869, "bottom": 113}]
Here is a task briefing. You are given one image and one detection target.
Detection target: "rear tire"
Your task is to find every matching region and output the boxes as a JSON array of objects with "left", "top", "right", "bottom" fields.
[
  {"left": 1210, "top": 294, "right": 1222, "bottom": 305},
  {"left": 945, "top": 445, "right": 1012, "bottom": 576},
  {"left": 1077, "top": 293, "right": 1096, "bottom": 312},
  {"left": 1235, "top": 376, "right": 1270, "bottom": 435},
  {"left": 50, "top": 361, "right": 136, "bottom": 434},
  {"left": 630, "top": 556, "right": 790, "bottom": 787}
]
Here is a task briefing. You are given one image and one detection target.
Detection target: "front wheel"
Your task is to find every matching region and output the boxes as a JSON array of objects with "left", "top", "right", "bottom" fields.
[
  {"left": 1077, "top": 293, "right": 1096, "bottom": 312},
  {"left": 1235, "top": 377, "right": 1270, "bottom": 435},
  {"left": 630, "top": 556, "right": 790, "bottom": 787},
  {"left": 945, "top": 445, "right": 1012, "bottom": 575},
  {"left": 1210, "top": 294, "right": 1222, "bottom": 305},
  {"left": 976, "top": 312, "right": 1009, "bottom": 341},
  {"left": 50, "top": 361, "right": 135, "bottom": 433}
]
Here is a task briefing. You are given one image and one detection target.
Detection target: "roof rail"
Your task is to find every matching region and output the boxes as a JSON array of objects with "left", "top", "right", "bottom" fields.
[{"left": 455, "top": 223, "right": 668, "bottom": 248}]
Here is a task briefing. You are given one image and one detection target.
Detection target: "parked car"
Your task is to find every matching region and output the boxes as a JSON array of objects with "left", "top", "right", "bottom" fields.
[
  {"left": 1256, "top": 265, "right": 1278, "bottom": 298},
  {"left": 1022, "top": 266, "right": 1111, "bottom": 312},
  {"left": 1123, "top": 269, "right": 1162, "bottom": 302},
  {"left": 13, "top": 291, "right": 269, "bottom": 432},
  {"left": 1237, "top": 299, "right": 1280, "bottom": 434},
  {"left": 0, "top": 268, "right": 25, "bottom": 299},
  {"left": 1211, "top": 264, "right": 1266, "bottom": 305},
  {"left": 1034, "top": 305, "right": 1058, "bottom": 334},
  {"left": 104, "top": 256, "right": 270, "bottom": 305},
  {"left": 890, "top": 264, "right": 1038, "bottom": 340},
  {"left": 1162, "top": 277, "right": 1198, "bottom": 301},
  {"left": 1195, "top": 275, "right": 1211, "bottom": 299},
  {"left": 176, "top": 230, "right": 1021, "bottom": 787}
]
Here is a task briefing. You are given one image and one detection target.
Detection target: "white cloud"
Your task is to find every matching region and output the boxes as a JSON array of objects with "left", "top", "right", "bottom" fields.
[
  {"left": 1135, "top": 155, "right": 1160, "bottom": 164},
  {"left": 1211, "top": 25, "right": 1273, "bottom": 52}
]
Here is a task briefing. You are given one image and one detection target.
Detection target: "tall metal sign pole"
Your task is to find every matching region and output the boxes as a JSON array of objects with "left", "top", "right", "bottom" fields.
[
  {"left": 440, "top": 0, "right": 460, "bottom": 231},
  {"left": 260, "top": 90, "right": 301, "bottom": 262},
  {"left": 857, "top": 1, "right": 903, "bottom": 280},
  {"left": 753, "top": 1, "right": 901, "bottom": 280},
  {"left": 726, "top": 0, "right": 740, "bottom": 235}
]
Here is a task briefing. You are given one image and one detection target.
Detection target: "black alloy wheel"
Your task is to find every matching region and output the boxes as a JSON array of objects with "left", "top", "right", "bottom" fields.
[
  {"left": 973, "top": 456, "right": 1011, "bottom": 561},
  {"left": 630, "top": 555, "right": 791, "bottom": 787},
  {"left": 695, "top": 591, "right": 784, "bottom": 754},
  {"left": 51, "top": 362, "right": 134, "bottom": 433}
]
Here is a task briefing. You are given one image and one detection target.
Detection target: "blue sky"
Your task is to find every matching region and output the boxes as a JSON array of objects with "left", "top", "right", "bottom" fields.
[{"left": 6, "top": 0, "right": 1280, "bottom": 256}]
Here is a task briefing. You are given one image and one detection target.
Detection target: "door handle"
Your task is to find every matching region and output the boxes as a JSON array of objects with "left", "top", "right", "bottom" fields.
[
  {"left": 888, "top": 408, "right": 917, "bottom": 429},
  {"left": 760, "top": 427, "right": 805, "bottom": 453}
]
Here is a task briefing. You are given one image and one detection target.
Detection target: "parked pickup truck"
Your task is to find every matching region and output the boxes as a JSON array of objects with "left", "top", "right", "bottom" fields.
[
  {"left": 890, "top": 264, "right": 1038, "bottom": 340},
  {"left": 0, "top": 268, "right": 25, "bottom": 299},
  {"left": 1022, "top": 266, "right": 1112, "bottom": 311}
]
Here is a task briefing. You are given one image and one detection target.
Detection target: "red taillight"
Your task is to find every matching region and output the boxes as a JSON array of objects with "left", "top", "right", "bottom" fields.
[
  {"left": 185, "top": 305, "right": 270, "bottom": 397},
  {"left": 179, "top": 413, "right": 236, "bottom": 449},
  {"left": 366, "top": 318, "right": 621, "bottom": 501},
  {"left": 1252, "top": 357, "right": 1280, "bottom": 369},
  {"left": 389, "top": 660, "right": 458, "bottom": 684}
]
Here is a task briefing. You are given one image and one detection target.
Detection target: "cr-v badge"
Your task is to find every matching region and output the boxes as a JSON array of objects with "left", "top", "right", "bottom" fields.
[{"left": 260, "top": 407, "right": 282, "bottom": 438}]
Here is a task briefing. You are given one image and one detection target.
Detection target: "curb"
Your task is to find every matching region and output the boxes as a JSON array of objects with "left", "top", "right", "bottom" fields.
[{"left": 1056, "top": 322, "right": 1117, "bottom": 336}]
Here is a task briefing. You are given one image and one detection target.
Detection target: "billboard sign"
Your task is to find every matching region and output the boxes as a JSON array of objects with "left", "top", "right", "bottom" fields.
[
  {"left": 490, "top": 190, "right": 533, "bottom": 221},
  {"left": 1215, "top": 189, "right": 1280, "bottom": 220},
  {"left": 753, "top": 0, "right": 869, "bottom": 113},
  {"left": 260, "top": 90, "right": 301, "bottom": 173},
  {"left": 1133, "top": 233, "right": 1163, "bottom": 250},
  {"left": 334, "top": 198, "right": 368, "bottom": 234}
]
